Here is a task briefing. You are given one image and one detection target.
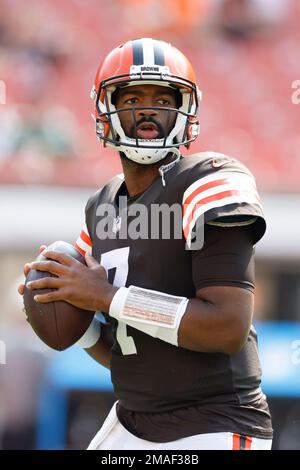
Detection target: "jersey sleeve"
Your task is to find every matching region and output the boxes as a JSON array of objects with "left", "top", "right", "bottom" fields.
[
  {"left": 74, "top": 189, "right": 101, "bottom": 256},
  {"left": 182, "top": 154, "right": 266, "bottom": 247},
  {"left": 74, "top": 221, "right": 93, "bottom": 257},
  {"left": 192, "top": 224, "right": 255, "bottom": 292}
]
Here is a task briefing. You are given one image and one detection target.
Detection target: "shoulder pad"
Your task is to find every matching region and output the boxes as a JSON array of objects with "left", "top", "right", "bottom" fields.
[
  {"left": 181, "top": 152, "right": 265, "bottom": 246},
  {"left": 182, "top": 151, "right": 253, "bottom": 178}
]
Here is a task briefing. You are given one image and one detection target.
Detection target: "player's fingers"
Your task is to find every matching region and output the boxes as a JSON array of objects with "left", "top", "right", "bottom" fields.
[
  {"left": 31, "top": 260, "right": 66, "bottom": 276},
  {"left": 23, "top": 263, "right": 32, "bottom": 276},
  {"left": 85, "top": 252, "right": 99, "bottom": 268},
  {"left": 39, "top": 244, "right": 47, "bottom": 254},
  {"left": 42, "top": 250, "right": 74, "bottom": 266},
  {"left": 26, "top": 277, "right": 61, "bottom": 290},
  {"left": 18, "top": 283, "right": 25, "bottom": 295},
  {"left": 34, "top": 289, "right": 66, "bottom": 303}
]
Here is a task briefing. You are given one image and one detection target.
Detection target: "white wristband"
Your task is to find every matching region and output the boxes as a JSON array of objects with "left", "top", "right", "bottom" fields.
[
  {"left": 109, "top": 286, "right": 188, "bottom": 346},
  {"left": 76, "top": 317, "right": 101, "bottom": 349}
]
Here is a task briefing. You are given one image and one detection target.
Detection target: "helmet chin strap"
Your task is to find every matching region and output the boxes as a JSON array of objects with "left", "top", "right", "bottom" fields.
[
  {"left": 120, "top": 147, "right": 181, "bottom": 187},
  {"left": 158, "top": 148, "right": 181, "bottom": 187}
]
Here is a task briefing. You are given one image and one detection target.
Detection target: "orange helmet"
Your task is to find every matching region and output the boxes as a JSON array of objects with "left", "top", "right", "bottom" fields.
[{"left": 91, "top": 38, "right": 201, "bottom": 164}]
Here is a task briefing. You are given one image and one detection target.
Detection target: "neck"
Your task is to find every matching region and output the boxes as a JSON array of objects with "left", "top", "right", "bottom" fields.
[{"left": 120, "top": 153, "right": 176, "bottom": 197}]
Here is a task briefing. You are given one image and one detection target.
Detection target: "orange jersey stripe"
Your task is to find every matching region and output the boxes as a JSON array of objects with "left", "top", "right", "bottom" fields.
[
  {"left": 232, "top": 433, "right": 240, "bottom": 450},
  {"left": 183, "top": 178, "right": 228, "bottom": 208},
  {"left": 80, "top": 230, "right": 92, "bottom": 247},
  {"left": 183, "top": 189, "right": 240, "bottom": 240},
  {"left": 74, "top": 243, "right": 85, "bottom": 257},
  {"left": 245, "top": 436, "right": 253, "bottom": 450}
]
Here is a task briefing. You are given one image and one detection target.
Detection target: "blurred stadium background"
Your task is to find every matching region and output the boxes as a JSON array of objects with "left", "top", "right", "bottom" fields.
[{"left": 0, "top": 0, "right": 300, "bottom": 450}]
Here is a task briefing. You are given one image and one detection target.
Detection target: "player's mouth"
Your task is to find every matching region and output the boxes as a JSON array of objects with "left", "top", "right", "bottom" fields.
[{"left": 136, "top": 122, "right": 160, "bottom": 139}]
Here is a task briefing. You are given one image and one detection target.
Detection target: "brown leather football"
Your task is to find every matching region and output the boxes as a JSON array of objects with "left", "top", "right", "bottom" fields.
[{"left": 23, "top": 241, "right": 95, "bottom": 351}]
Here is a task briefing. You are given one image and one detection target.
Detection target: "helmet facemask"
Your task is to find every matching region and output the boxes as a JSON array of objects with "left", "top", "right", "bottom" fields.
[{"left": 93, "top": 69, "right": 201, "bottom": 164}]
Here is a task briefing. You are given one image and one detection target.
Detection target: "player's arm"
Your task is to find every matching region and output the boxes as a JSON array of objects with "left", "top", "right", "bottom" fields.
[
  {"left": 83, "top": 322, "right": 113, "bottom": 370},
  {"left": 110, "top": 283, "right": 252, "bottom": 355},
  {"left": 178, "top": 285, "right": 253, "bottom": 354},
  {"left": 171, "top": 159, "right": 262, "bottom": 353},
  {"left": 177, "top": 223, "right": 255, "bottom": 354}
]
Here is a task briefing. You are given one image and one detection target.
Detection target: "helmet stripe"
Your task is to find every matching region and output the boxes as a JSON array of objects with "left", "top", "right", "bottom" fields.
[
  {"left": 132, "top": 38, "right": 165, "bottom": 66},
  {"left": 142, "top": 38, "right": 155, "bottom": 65},
  {"left": 132, "top": 39, "right": 144, "bottom": 65},
  {"left": 153, "top": 40, "right": 165, "bottom": 66}
]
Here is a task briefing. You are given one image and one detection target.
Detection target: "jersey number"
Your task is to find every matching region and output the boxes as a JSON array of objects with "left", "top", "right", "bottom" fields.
[{"left": 101, "top": 247, "right": 137, "bottom": 355}]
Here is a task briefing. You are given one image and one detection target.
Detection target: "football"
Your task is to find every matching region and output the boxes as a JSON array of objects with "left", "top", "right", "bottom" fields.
[{"left": 23, "top": 241, "right": 95, "bottom": 351}]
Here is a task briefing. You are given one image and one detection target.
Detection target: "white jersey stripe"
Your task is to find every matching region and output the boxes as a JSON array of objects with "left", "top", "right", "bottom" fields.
[
  {"left": 182, "top": 183, "right": 261, "bottom": 226},
  {"left": 182, "top": 171, "right": 257, "bottom": 205},
  {"left": 75, "top": 221, "right": 92, "bottom": 255},
  {"left": 75, "top": 236, "right": 92, "bottom": 255}
]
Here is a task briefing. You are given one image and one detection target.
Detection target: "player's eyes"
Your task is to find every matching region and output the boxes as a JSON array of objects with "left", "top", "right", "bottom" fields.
[
  {"left": 157, "top": 98, "right": 171, "bottom": 106},
  {"left": 124, "top": 97, "right": 139, "bottom": 104},
  {"left": 122, "top": 96, "right": 174, "bottom": 106}
]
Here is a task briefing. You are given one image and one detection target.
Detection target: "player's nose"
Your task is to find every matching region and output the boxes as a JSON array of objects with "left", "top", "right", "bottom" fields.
[
  {"left": 137, "top": 108, "right": 158, "bottom": 118},
  {"left": 137, "top": 97, "right": 158, "bottom": 117}
]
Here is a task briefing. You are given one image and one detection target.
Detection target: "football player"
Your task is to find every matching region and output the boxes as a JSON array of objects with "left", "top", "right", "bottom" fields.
[{"left": 19, "top": 38, "right": 273, "bottom": 450}]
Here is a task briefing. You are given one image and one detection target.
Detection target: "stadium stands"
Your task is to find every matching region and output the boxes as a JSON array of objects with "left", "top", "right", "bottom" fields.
[{"left": 0, "top": 0, "right": 299, "bottom": 190}]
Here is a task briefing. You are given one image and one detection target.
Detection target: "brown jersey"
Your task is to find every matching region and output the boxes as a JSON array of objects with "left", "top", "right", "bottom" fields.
[{"left": 76, "top": 152, "right": 272, "bottom": 441}]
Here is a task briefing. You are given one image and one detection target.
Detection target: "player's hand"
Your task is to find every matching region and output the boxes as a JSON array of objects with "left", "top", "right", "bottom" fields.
[
  {"left": 17, "top": 245, "right": 47, "bottom": 296},
  {"left": 25, "top": 250, "right": 117, "bottom": 313}
]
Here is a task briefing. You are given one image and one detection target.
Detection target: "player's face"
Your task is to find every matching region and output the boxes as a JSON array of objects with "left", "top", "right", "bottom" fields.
[{"left": 114, "top": 84, "right": 178, "bottom": 140}]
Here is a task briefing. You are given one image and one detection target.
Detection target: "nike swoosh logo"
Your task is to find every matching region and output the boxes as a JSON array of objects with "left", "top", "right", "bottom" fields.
[{"left": 211, "top": 158, "right": 231, "bottom": 168}]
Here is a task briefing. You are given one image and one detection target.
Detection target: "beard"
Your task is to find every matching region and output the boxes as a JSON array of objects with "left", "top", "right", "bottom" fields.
[{"left": 129, "top": 116, "right": 166, "bottom": 140}]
